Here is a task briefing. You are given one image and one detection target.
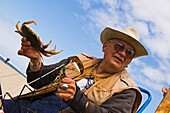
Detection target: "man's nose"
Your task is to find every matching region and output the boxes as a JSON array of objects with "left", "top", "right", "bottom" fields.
[{"left": 118, "top": 49, "right": 126, "bottom": 57}]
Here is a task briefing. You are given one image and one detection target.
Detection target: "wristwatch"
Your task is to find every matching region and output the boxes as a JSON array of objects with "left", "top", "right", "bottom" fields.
[{"left": 30, "top": 61, "right": 40, "bottom": 67}]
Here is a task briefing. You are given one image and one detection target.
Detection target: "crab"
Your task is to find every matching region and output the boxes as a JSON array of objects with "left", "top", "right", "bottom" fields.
[{"left": 15, "top": 20, "right": 62, "bottom": 57}]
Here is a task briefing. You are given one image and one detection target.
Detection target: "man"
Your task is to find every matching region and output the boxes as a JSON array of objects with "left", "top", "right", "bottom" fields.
[{"left": 1, "top": 26, "right": 148, "bottom": 113}]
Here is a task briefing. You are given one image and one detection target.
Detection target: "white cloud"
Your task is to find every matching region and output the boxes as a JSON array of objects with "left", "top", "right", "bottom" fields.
[
  {"left": 76, "top": 0, "right": 170, "bottom": 91},
  {"left": 141, "top": 66, "right": 165, "bottom": 83},
  {"left": 129, "top": 0, "right": 170, "bottom": 60},
  {"left": 77, "top": 0, "right": 91, "bottom": 10},
  {"left": 138, "top": 76, "right": 163, "bottom": 91},
  {"left": 128, "top": 67, "right": 164, "bottom": 91},
  {"left": 129, "top": 58, "right": 170, "bottom": 90}
]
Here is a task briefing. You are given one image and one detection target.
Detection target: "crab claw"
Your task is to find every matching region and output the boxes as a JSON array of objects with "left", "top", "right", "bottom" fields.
[{"left": 43, "top": 40, "right": 52, "bottom": 49}]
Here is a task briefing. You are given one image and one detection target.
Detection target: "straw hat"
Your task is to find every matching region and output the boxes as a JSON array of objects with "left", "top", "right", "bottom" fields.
[{"left": 100, "top": 27, "right": 148, "bottom": 58}]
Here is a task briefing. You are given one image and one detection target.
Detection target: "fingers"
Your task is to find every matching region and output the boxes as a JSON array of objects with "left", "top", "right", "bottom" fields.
[
  {"left": 162, "top": 87, "right": 168, "bottom": 94},
  {"left": 21, "top": 37, "right": 31, "bottom": 49},
  {"left": 18, "top": 37, "right": 31, "bottom": 55},
  {"left": 21, "top": 37, "right": 28, "bottom": 42},
  {"left": 57, "top": 77, "right": 76, "bottom": 101},
  {"left": 18, "top": 37, "right": 40, "bottom": 59}
]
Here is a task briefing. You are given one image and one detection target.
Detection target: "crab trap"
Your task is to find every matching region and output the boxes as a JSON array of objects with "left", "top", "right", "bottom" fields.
[{"left": 0, "top": 65, "right": 68, "bottom": 113}]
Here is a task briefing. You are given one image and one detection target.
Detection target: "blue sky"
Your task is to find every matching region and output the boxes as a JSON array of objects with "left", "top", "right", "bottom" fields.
[{"left": 0, "top": 0, "right": 169, "bottom": 112}]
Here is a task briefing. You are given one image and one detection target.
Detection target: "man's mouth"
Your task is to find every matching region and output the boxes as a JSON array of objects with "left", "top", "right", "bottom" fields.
[{"left": 114, "top": 56, "right": 123, "bottom": 63}]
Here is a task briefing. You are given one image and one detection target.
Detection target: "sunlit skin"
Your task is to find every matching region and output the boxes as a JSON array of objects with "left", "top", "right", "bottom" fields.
[
  {"left": 97, "top": 39, "right": 135, "bottom": 74},
  {"left": 18, "top": 37, "right": 42, "bottom": 71},
  {"left": 57, "top": 76, "right": 76, "bottom": 101},
  {"left": 162, "top": 87, "right": 168, "bottom": 94}
]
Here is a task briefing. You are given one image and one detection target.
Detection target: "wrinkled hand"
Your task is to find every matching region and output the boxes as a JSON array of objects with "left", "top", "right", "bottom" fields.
[
  {"left": 18, "top": 37, "right": 40, "bottom": 59},
  {"left": 57, "top": 76, "right": 76, "bottom": 101}
]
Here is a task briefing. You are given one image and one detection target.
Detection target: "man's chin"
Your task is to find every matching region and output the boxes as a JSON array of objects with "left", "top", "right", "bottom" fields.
[
  {"left": 111, "top": 61, "right": 121, "bottom": 67},
  {"left": 110, "top": 63, "right": 122, "bottom": 71}
]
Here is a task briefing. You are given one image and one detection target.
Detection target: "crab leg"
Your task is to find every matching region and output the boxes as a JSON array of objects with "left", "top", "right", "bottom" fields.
[
  {"left": 41, "top": 48, "right": 63, "bottom": 57},
  {"left": 15, "top": 21, "right": 23, "bottom": 35},
  {"left": 43, "top": 45, "right": 63, "bottom": 55},
  {"left": 16, "top": 21, "right": 20, "bottom": 31},
  {"left": 46, "top": 50, "right": 63, "bottom": 55},
  {"left": 45, "top": 45, "right": 56, "bottom": 52},
  {"left": 23, "top": 20, "right": 37, "bottom": 25},
  {"left": 43, "top": 40, "right": 52, "bottom": 49},
  {"left": 53, "top": 45, "right": 56, "bottom": 51},
  {"left": 42, "top": 52, "right": 53, "bottom": 57}
]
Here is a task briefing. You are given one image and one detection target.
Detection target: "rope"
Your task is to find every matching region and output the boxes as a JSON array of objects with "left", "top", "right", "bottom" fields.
[{"left": 0, "top": 64, "right": 64, "bottom": 98}]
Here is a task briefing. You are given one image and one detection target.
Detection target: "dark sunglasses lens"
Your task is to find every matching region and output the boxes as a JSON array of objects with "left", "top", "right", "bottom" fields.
[
  {"left": 113, "top": 42, "right": 135, "bottom": 59},
  {"left": 126, "top": 48, "right": 135, "bottom": 59},
  {"left": 114, "top": 43, "right": 124, "bottom": 52}
]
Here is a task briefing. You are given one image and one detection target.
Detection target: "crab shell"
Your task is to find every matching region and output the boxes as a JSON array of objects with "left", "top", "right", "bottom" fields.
[{"left": 15, "top": 21, "right": 62, "bottom": 57}]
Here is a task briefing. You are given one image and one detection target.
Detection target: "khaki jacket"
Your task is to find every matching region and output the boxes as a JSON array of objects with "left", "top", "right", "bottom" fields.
[{"left": 65, "top": 53, "right": 142, "bottom": 113}]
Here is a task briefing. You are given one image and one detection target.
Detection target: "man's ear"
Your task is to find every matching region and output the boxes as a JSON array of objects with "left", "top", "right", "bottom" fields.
[{"left": 102, "top": 41, "right": 109, "bottom": 52}]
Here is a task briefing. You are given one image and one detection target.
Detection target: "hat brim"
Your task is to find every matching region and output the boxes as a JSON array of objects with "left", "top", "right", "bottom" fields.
[{"left": 100, "top": 27, "right": 148, "bottom": 58}]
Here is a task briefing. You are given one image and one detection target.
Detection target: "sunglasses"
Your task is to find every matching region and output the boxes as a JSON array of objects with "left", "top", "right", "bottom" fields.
[{"left": 109, "top": 41, "right": 135, "bottom": 59}]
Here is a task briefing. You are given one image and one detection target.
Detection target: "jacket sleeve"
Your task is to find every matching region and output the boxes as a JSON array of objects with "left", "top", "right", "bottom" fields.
[
  {"left": 26, "top": 56, "right": 73, "bottom": 89},
  {"left": 63, "top": 88, "right": 137, "bottom": 113}
]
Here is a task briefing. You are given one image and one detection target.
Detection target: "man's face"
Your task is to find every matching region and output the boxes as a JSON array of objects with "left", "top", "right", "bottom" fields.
[{"left": 102, "top": 39, "right": 135, "bottom": 72}]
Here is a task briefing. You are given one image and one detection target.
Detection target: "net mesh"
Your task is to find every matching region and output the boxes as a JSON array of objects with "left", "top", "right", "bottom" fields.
[{"left": 0, "top": 66, "right": 67, "bottom": 113}]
